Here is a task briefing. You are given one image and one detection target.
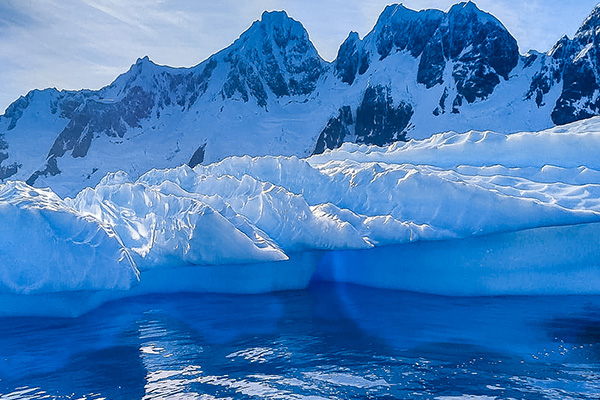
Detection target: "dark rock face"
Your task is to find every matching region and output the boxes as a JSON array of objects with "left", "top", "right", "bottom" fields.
[
  {"left": 0, "top": 136, "right": 18, "bottom": 180},
  {"left": 155, "top": 58, "right": 217, "bottom": 112},
  {"left": 49, "top": 86, "right": 154, "bottom": 160},
  {"left": 112, "top": 56, "right": 217, "bottom": 114},
  {"left": 4, "top": 91, "right": 36, "bottom": 131},
  {"left": 0, "top": 162, "right": 19, "bottom": 180},
  {"left": 222, "top": 56, "right": 268, "bottom": 107},
  {"left": 355, "top": 85, "right": 413, "bottom": 146},
  {"left": 417, "top": 2, "right": 519, "bottom": 103},
  {"left": 26, "top": 157, "right": 59, "bottom": 185},
  {"left": 417, "top": 30, "right": 447, "bottom": 89},
  {"left": 314, "top": 85, "right": 414, "bottom": 153},
  {"left": 188, "top": 143, "right": 207, "bottom": 168},
  {"left": 433, "top": 88, "right": 449, "bottom": 116},
  {"left": 334, "top": 33, "right": 369, "bottom": 85},
  {"left": 551, "top": 6, "right": 600, "bottom": 125},
  {"left": 313, "top": 106, "right": 353, "bottom": 154},
  {"left": 374, "top": 5, "right": 444, "bottom": 60},
  {"left": 26, "top": 86, "right": 154, "bottom": 185},
  {"left": 520, "top": 6, "right": 600, "bottom": 125},
  {"left": 525, "top": 53, "right": 561, "bottom": 108},
  {"left": 553, "top": 67, "right": 600, "bottom": 124},
  {"left": 221, "top": 11, "right": 326, "bottom": 107},
  {"left": 338, "top": 2, "right": 519, "bottom": 113}
]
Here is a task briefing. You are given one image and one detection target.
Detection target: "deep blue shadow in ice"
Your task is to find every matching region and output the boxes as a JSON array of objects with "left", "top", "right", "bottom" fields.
[{"left": 1, "top": 283, "right": 600, "bottom": 399}]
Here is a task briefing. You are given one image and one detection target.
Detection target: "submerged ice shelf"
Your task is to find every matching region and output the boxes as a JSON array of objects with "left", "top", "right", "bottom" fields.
[{"left": 3, "top": 118, "right": 600, "bottom": 315}]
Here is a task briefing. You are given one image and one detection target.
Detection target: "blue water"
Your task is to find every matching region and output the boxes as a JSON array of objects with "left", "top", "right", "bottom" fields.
[{"left": 1, "top": 282, "right": 599, "bottom": 399}]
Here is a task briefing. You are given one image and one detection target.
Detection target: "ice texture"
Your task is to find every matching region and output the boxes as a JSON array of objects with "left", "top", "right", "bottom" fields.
[
  {"left": 0, "top": 181, "right": 138, "bottom": 295},
  {"left": 3, "top": 118, "right": 600, "bottom": 315},
  {"left": 69, "top": 175, "right": 288, "bottom": 267}
]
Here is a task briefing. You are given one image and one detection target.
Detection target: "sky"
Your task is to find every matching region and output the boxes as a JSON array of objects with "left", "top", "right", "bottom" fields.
[{"left": 0, "top": 0, "right": 599, "bottom": 113}]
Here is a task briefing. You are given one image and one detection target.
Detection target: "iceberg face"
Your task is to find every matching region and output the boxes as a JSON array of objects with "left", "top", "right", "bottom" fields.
[
  {"left": 137, "top": 170, "right": 374, "bottom": 252},
  {"left": 313, "top": 222, "right": 600, "bottom": 296},
  {"left": 0, "top": 182, "right": 138, "bottom": 295},
  {"left": 3, "top": 117, "right": 600, "bottom": 315},
  {"left": 68, "top": 177, "right": 288, "bottom": 268}
]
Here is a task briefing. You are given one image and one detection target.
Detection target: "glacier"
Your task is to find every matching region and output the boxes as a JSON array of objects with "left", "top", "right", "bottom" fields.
[{"left": 3, "top": 117, "right": 600, "bottom": 316}]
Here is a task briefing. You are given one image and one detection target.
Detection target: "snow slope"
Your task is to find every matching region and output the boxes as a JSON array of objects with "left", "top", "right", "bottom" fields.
[{"left": 2, "top": 117, "right": 600, "bottom": 315}]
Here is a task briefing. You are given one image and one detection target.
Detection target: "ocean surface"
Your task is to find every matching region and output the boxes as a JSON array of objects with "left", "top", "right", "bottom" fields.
[{"left": 1, "top": 281, "right": 599, "bottom": 399}]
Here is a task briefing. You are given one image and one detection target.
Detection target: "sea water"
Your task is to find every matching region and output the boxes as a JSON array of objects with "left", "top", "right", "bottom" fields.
[{"left": 1, "top": 282, "right": 599, "bottom": 399}]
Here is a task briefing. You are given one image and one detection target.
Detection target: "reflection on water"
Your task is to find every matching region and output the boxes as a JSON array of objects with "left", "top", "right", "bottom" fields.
[{"left": 1, "top": 282, "right": 599, "bottom": 399}]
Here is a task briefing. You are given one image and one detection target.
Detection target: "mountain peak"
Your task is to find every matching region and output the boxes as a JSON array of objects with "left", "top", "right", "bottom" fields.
[
  {"left": 575, "top": 4, "right": 600, "bottom": 39},
  {"left": 453, "top": 1, "right": 478, "bottom": 11},
  {"left": 239, "top": 10, "right": 309, "bottom": 48},
  {"left": 136, "top": 55, "right": 152, "bottom": 64},
  {"left": 128, "top": 56, "right": 161, "bottom": 78},
  {"left": 447, "top": 1, "right": 503, "bottom": 26},
  {"left": 378, "top": 4, "right": 412, "bottom": 20},
  {"left": 347, "top": 31, "right": 360, "bottom": 41},
  {"left": 219, "top": 9, "right": 326, "bottom": 105},
  {"left": 334, "top": 31, "right": 369, "bottom": 84},
  {"left": 260, "top": 10, "right": 293, "bottom": 26},
  {"left": 376, "top": 3, "right": 442, "bottom": 25},
  {"left": 366, "top": 4, "right": 444, "bottom": 60},
  {"left": 230, "top": 9, "right": 321, "bottom": 61}
]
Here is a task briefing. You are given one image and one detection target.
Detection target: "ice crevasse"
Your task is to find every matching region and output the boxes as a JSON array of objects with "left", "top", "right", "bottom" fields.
[{"left": 3, "top": 117, "right": 600, "bottom": 315}]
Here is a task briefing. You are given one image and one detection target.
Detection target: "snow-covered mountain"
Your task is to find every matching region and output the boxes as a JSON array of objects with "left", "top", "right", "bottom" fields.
[{"left": 3, "top": 2, "right": 600, "bottom": 195}]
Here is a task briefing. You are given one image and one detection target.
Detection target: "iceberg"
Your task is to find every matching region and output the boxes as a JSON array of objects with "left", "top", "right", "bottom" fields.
[{"left": 3, "top": 118, "right": 600, "bottom": 316}]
